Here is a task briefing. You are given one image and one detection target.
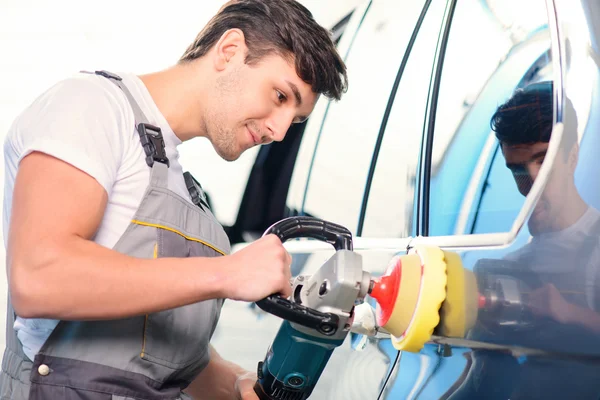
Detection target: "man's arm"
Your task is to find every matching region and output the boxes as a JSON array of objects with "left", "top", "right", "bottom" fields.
[
  {"left": 184, "top": 345, "right": 257, "bottom": 400},
  {"left": 567, "top": 303, "right": 600, "bottom": 333},
  {"left": 8, "top": 152, "right": 292, "bottom": 320},
  {"left": 529, "top": 283, "right": 600, "bottom": 333}
]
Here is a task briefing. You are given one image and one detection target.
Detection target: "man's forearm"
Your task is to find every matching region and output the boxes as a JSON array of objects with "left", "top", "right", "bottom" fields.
[
  {"left": 185, "top": 345, "right": 249, "bottom": 400},
  {"left": 9, "top": 235, "right": 229, "bottom": 320},
  {"left": 567, "top": 302, "right": 600, "bottom": 333}
]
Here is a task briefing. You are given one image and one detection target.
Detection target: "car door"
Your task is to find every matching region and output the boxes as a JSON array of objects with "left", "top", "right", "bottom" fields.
[
  {"left": 381, "top": 0, "right": 600, "bottom": 398},
  {"left": 272, "top": 0, "right": 448, "bottom": 397},
  {"left": 210, "top": 0, "right": 440, "bottom": 398}
]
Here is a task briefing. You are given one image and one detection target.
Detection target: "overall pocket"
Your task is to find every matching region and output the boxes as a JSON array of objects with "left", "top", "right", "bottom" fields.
[{"left": 140, "top": 229, "right": 222, "bottom": 369}]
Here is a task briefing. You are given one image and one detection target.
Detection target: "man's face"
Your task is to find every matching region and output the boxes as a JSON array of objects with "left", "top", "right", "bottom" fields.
[
  {"left": 501, "top": 142, "right": 574, "bottom": 234},
  {"left": 206, "top": 54, "right": 318, "bottom": 161}
]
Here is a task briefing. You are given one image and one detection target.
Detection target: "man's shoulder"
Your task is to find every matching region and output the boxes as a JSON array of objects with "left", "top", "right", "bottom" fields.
[
  {"left": 45, "top": 72, "right": 130, "bottom": 109},
  {"left": 587, "top": 207, "right": 600, "bottom": 224},
  {"left": 4, "top": 71, "right": 141, "bottom": 168},
  {"left": 8, "top": 72, "right": 136, "bottom": 142},
  {"left": 576, "top": 206, "right": 600, "bottom": 238}
]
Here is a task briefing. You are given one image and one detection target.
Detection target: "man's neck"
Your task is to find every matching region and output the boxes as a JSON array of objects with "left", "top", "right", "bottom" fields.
[
  {"left": 557, "top": 193, "right": 589, "bottom": 231},
  {"left": 138, "top": 61, "right": 208, "bottom": 142}
]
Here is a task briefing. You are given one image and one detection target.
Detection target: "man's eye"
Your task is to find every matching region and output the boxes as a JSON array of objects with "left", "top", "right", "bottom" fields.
[
  {"left": 293, "top": 116, "right": 308, "bottom": 124},
  {"left": 276, "top": 91, "right": 286, "bottom": 103}
]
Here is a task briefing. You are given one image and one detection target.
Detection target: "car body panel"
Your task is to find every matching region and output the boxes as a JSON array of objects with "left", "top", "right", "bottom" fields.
[{"left": 212, "top": 0, "right": 600, "bottom": 398}]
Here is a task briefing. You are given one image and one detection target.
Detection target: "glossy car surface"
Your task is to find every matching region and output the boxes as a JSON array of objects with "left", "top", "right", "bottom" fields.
[{"left": 211, "top": 0, "right": 600, "bottom": 398}]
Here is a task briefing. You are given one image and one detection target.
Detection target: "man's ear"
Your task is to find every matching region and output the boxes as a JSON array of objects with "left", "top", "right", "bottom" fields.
[{"left": 212, "top": 28, "right": 247, "bottom": 72}]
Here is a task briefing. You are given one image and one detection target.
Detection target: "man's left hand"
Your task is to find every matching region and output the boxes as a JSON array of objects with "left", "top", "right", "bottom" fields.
[
  {"left": 235, "top": 372, "right": 259, "bottom": 400},
  {"left": 528, "top": 283, "right": 572, "bottom": 323}
]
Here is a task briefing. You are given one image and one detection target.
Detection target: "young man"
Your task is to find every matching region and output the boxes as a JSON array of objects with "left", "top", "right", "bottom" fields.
[
  {"left": 491, "top": 81, "right": 600, "bottom": 330},
  {"left": 0, "top": 1, "right": 347, "bottom": 399},
  {"left": 451, "top": 82, "right": 600, "bottom": 399}
]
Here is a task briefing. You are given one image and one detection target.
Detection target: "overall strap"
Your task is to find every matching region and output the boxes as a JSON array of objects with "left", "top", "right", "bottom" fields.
[{"left": 85, "top": 70, "right": 170, "bottom": 189}]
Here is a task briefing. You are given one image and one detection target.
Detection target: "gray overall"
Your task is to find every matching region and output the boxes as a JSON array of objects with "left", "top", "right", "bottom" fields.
[{"left": 0, "top": 71, "right": 231, "bottom": 399}]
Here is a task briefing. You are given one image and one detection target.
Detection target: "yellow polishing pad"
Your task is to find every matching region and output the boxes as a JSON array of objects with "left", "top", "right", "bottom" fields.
[
  {"left": 383, "top": 246, "right": 448, "bottom": 353},
  {"left": 437, "top": 251, "right": 479, "bottom": 338},
  {"left": 378, "top": 254, "right": 421, "bottom": 340}
]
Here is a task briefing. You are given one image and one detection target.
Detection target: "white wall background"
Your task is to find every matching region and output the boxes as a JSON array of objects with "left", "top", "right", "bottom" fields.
[{"left": 0, "top": 0, "right": 362, "bottom": 354}]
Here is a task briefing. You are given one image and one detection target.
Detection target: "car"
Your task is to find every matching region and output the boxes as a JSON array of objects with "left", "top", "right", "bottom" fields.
[{"left": 206, "top": 0, "right": 600, "bottom": 398}]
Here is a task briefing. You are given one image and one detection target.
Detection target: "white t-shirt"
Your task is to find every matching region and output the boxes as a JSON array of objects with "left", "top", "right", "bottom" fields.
[
  {"left": 505, "top": 206, "right": 600, "bottom": 309},
  {"left": 3, "top": 71, "right": 193, "bottom": 361}
]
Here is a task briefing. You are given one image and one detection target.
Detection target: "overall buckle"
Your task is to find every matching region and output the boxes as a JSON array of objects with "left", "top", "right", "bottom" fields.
[
  {"left": 184, "top": 172, "right": 210, "bottom": 211},
  {"left": 137, "top": 123, "right": 170, "bottom": 168}
]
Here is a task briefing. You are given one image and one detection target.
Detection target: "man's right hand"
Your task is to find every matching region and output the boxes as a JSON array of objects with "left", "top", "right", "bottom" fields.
[{"left": 219, "top": 234, "right": 293, "bottom": 302}]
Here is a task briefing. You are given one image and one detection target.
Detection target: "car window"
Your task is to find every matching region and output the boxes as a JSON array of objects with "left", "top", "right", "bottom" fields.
[
  {"left": 285, "top": 1, "right": 368, "bottom": 219},
  {"left": 298, "top": 0, "right": 428, "bottom": 233},
  {"left": 468, "top": 142, "right": 527, "bottom": 234},
  {"left": 360, "top": 0, "right": 446, "bottom": 238},
  {"left": 427, "top": 0, "right": 553, "bottom": 236}
]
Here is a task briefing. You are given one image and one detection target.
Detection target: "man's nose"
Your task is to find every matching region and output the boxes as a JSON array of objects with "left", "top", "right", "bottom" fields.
[
  {"left": 265, "top": 110, "right": 295, "bottom": 142},
  {"left": 526, "top": 162, "right": 541, "bottom": 182}
]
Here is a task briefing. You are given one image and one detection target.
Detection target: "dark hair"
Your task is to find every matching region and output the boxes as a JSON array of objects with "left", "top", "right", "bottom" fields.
[
  {"left": 179, "top": 0, "right": 348, "bottom": 101},
  {"left": 490, "top": 81, "right": 577, "bottom": 157}
]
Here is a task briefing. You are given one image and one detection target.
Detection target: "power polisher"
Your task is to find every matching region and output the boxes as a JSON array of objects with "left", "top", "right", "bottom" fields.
[
  {"left": 355, "top": 253, "right": 562, "bottom": 342},
  {"left": 253, "top": 217, "right": 450, "bottom": 400}
]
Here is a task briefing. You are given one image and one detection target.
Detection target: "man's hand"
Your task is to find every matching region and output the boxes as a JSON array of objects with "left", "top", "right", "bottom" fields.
[
  {"left": 219, "top": 234, "right": 292, "bottom": 302},
  {"left": 528, "top": 283, "right": 572, "bottom": 323},
  {"left": 185, "top": 346, "right": 260, "bottom": 400},
  {"left": 527, "top": 283, "right": 600, "bottom": 334},
  {"left": 235, "top": 372, "right": 260, "bottom": 400}
]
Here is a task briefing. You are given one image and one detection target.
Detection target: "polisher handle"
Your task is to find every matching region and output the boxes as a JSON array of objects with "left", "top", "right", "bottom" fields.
[
  {"left": 257, "top": 295, "right": 340, "bottom": 336},
  {"left": 262, "top": 216, "right": 353, "bottom": 251},
  {"left": 255, "top": 216, "right": 353, "bottom": 334}
]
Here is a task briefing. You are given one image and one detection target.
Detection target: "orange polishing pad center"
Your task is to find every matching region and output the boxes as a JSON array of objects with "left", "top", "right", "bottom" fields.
[{"left": 370, "top": 258, "right": 402, "bottom": 327}]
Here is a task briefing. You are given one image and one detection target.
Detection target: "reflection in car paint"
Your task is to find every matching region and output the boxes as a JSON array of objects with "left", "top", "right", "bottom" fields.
[{"left": 215, "top": 0, "right": 600, "bottom": 397}]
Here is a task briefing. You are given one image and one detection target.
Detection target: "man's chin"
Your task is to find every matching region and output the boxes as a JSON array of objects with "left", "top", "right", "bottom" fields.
[
  {"left": 221, "top": 153, "right": 241, "bottom": 162},
  {"left": 528, "top": 215, "right": 548, "bottom": 235},
  {"left": 214, "top": 146, "right": 242, "bottom": 162}
]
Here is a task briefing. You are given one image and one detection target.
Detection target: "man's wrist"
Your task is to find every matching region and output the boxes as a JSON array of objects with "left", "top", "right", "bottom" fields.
[
  {"left": 564, "top": 302, "right": 579, "bottom": 324},
  {"left": 195, "top": 256, "right": 230, "bottom": 300}
]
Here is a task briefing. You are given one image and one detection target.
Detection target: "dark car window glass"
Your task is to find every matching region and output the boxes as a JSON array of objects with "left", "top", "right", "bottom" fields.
[
  {"left": 360, "top": 0, "right": 446, "bottom": 238},
  {"left": 300, "top": 0, "right": 427, "bottom": 233},
  {"left": 468, "top": 142, "right": 527, "bottom": 234},
  {"left": 428, "top": 0, "right": 553, "bottom": 236}
]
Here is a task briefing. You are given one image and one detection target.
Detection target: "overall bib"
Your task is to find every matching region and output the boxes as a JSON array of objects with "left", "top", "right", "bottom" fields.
[{"left": 0, "top": 70, "right": 231, "bottom": 399}]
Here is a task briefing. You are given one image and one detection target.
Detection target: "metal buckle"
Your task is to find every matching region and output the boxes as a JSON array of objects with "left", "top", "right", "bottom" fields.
[{"left": 137, "top": 123, "right": 170, "bottom": 167}]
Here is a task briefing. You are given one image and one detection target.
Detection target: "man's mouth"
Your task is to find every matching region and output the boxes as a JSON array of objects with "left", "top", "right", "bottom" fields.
[{"left": 247, "top": 125, "right": 260, "bottom": 145}]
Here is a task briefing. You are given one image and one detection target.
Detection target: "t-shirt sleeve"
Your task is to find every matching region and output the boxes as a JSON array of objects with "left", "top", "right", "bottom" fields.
[{"left": 10, "top": 75, "right": 129, "bottom": 196}]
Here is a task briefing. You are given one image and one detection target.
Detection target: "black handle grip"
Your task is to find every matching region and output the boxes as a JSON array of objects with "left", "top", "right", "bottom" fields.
[
  {"left": 255, "top": 217, "right": 352, "bottom": 334},
  {"left": 262, "top": 216, "right": 353, "bottom": 251},
  {"left": 257, "top": 295, "right": 340, "bottom": 336}
]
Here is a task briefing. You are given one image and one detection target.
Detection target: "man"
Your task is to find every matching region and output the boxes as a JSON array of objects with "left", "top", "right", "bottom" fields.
[
  {"left": 490, "top": 81, "right": 600, "bottom": 333},
  {"left": 0, "top": 1, "right": 347, "bottom": 399},
  {"left": 450, "top": 81, "right": 600, "bottom": 399}
]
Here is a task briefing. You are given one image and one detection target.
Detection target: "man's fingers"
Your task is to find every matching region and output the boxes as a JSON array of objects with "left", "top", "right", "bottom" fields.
[
  {"left": 281, "top": 280, "right": 293, "bottom": 298},
  {"left": 235, "top": 372, "right": 259, "bottom": 400}
]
